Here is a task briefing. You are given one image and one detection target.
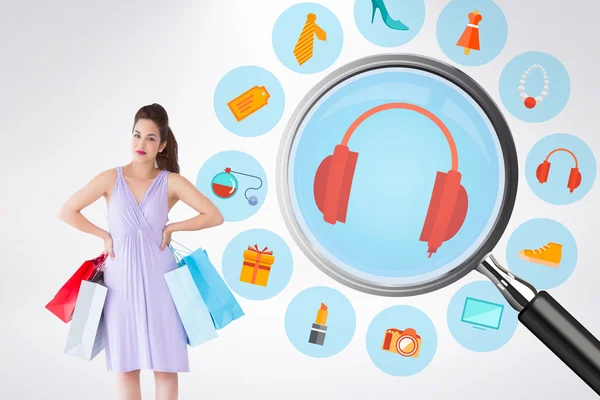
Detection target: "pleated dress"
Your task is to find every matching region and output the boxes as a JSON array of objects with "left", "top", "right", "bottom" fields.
[{"left": 102, "top": 166, "right": 189, "bottom": 373}]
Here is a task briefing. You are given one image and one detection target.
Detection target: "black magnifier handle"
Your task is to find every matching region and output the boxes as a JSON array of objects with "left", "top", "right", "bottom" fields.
[
  {"left": 477, "top": 256, "right": 600, "bottom": 395},
  {"left": 520, "top": 291, "right": 600, "bottom": 393}
]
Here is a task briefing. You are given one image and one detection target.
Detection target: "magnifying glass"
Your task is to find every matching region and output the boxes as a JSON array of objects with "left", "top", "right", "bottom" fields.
[{"left": 276, "top": 54, "right": 600, "bottom": 393}]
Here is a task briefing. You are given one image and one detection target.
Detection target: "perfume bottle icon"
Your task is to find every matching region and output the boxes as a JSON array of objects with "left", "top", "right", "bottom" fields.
[{"left": 211, "top": 167, "right": 263, "bottom": 206}]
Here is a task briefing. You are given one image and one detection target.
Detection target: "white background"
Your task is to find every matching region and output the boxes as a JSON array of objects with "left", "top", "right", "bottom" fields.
[{"left": 1, "top": 0, "right": 599, "bottom": 398}]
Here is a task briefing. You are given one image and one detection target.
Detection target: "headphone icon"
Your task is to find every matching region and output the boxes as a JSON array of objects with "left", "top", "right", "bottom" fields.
[
  {"left": 536, "top": 148, "right": 582, "bottom": 194},
  {"left": 313, "top": 102, "right": 468, "bottom": 257}
]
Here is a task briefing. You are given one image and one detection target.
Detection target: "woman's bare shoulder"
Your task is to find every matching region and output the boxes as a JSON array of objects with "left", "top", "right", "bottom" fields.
[
  {"left": 97, "top": 168, "right": 118, "bottom": 181},
  {"left": 166, "top": 171, "right": 194, "bottom": 187},
  {"left": 89, "top": 168, "right": 119, "bottom": 190}
]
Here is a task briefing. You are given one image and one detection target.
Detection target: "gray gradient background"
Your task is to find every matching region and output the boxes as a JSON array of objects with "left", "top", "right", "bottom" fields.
[{"left": 1, "top": 0, "right": 599, "bottom": 398}]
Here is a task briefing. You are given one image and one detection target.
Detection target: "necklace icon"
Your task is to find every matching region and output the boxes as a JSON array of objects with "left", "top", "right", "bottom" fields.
[
  {"left": 211, "top": 167, "right": 264, "bottom": 206},
  {"left": 519, "top": 64, "right": 549, "bottom": 109}
]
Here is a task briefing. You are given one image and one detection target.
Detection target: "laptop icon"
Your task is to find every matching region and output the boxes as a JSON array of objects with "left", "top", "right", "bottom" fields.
[{"left": 460, "top": 297, "right": 504, "bottom": 330}]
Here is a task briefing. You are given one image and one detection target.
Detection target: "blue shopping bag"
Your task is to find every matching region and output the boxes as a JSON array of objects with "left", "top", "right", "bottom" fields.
[
  {"left": 170, "top": 242, "right": 244, "bottom": 330},
  {"left": 164, "top": 262, "right": 218, "bottom": 347}
]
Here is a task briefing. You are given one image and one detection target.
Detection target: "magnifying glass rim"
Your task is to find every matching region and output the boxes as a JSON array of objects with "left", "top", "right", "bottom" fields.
[{"left": 276, "top": 53, "right": 518, "bottom": 297}]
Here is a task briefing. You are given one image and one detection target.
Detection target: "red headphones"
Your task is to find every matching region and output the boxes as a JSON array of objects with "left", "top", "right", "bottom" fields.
[
  {"left": 313, "top": 103, "right": 468, "bottom": 257},
  {"left": 536, "top": 148, "right": 582, "bottom": 194}
]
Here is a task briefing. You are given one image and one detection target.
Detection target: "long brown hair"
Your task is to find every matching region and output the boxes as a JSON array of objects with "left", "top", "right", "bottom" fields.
[{"left": 133, "top": 103, "right": 180, "bottom": 173}]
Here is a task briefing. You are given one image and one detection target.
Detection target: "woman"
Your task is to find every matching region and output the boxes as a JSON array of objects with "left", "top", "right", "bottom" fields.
[{"left": 57, "top": 103, "right": 224, "bottom": 400}]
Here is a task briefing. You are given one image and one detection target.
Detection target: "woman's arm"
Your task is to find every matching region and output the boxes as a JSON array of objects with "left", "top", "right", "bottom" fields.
[
  {"left": 161, "top": 173, "right": 224, "bottom": 250},
  {"left": 57, "top": 169, "right": 115, "bottom": 255}
]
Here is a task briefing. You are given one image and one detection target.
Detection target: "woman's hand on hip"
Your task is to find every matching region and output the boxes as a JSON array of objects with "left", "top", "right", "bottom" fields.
[
  {"left": 103, "top": 232, "right": 115, "bottom": 259},
  {"left": 160, "top": 225, "right": 172, "bottom": 251}
]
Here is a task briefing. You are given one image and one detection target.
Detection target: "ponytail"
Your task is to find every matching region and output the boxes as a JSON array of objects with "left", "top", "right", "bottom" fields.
[{"left": 157, "top": 126, "right": 180, "bottom": 174}]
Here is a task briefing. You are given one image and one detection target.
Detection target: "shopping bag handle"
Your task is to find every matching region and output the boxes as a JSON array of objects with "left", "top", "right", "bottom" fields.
[
  {"left": 91, "top": 252, "right": 108, "bottom": 280},
  {"left": 170, "top": 239, "right": 193, "bottom": 254},
  {"left": 167, "top": 241, "right": 195, "bottom": 265},
  {"left": 168, "top": 245, "right": 183, "bottom": 262}
]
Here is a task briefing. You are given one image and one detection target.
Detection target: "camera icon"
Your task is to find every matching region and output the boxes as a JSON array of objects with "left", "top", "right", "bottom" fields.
[{"left": 381, "top": 327, "right": 422, "bottom": 358}]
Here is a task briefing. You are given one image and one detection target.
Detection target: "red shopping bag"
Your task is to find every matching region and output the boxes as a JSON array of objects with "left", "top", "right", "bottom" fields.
[{"left": 45, "top": 253, "right": 107, "bottom": 323}]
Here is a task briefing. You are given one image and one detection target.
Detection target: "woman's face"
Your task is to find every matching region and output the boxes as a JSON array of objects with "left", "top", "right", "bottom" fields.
[{"left": 131, "top": 119, "right": 166, "bottom": 162}]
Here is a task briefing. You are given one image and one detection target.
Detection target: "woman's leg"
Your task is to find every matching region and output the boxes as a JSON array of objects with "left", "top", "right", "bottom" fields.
[
  {"left": 154, "top": 371, "right": 178, "bottom": 400},
  {"left": 115, "top": 370, "right": 142, "bottom": 400}
]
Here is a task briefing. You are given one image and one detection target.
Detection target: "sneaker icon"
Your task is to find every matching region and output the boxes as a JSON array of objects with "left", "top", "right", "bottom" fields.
[{"left": 518, "top": 242, "right": 563, "bottom": 268}]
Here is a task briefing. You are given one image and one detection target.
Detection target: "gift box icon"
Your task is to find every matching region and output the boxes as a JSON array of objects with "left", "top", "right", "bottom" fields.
[{"left": 239, "top": 245, "right": 275, "bottom": 287}]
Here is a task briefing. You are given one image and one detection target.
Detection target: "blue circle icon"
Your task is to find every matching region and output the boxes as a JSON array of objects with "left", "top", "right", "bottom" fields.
[
  {"left": 284, "top": 286, "right": 356, "bottom": 358},
  {"left": 447, "top": 281, "right": 518, "bottom": 352},
  {"left": 506, "top": 218, "right": 578, "bottom": 290},
  {"left": 526, "top": 133, "right": 596, "bottom": 205},
  {"left": 366, "top": 305, "right": 437, "bottom": 376},
  {"left": 436, "top": 0, "right": 507, "bottom": 66},
  {"left": 222, "top": 229, "right": 294, "bottom": 300},
  {"left": 272, "top": 3, "right": 344, "bottom": 74},
  {"left": 499, "top": 51, "right": 570, "bottom": 123},
  {"left": 354, "top": 0, "right": 425, "bottom": 48},
  {"left": 196, "top": 150, "right": 268, "bottom": 222},
  {"left": 214, "top": 66, "right": 285, "bottom": 137}
]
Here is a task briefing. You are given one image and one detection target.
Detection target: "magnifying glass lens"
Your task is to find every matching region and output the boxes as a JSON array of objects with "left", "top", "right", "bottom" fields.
[{"left": 287, "top": 67, "right": 506, "bottom": 286}]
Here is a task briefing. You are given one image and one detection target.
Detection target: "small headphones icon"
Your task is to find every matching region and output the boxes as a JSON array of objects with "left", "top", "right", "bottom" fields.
[
  {"left": 536, "top": 148, "right": 582, "bottom": 194},
  {"left": 313, "top": 103, "right": 468, "bottom": 257}
]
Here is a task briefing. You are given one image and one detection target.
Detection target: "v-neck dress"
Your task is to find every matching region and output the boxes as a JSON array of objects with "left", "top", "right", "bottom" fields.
[{"left": 102, "top": 166, "right": 189, "bottom": 373}]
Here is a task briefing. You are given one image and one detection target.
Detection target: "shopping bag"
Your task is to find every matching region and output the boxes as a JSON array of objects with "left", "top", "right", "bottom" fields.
[
  {"left": 164, "top": 264, "right": 219, "bottom": 347},
  {"left": 170, "top": 242, "right": 244, "bottom": 330},
  {"left": 46, "top": 253, "right": 107, "bottom": 323},
  {"left": 64, "top": 272, "right": 107, "bottom": 361}
]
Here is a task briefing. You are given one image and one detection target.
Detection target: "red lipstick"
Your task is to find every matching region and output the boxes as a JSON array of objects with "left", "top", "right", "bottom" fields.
[{"left": 136, "top": 150, "right": 146, "bottom": 155}]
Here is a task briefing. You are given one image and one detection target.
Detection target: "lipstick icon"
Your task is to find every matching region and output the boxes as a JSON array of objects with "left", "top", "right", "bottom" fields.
[{"left": 308, "top": 303, "right": 328, "bottom": 346}]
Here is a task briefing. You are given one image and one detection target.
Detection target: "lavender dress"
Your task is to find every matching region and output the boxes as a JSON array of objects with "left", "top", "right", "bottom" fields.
[{"left": 102, "top": 166, "right": 189, "bottom": 373}]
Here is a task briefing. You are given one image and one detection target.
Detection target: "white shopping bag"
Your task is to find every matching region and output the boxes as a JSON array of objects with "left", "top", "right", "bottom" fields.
[{"left": 64, "top": 276, "right": 107, "bottom": 361}]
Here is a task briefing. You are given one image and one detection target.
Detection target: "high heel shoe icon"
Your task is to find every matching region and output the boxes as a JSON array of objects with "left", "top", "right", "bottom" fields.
[{"left": 371, "top": 0, "right": 409, "bottom": 31}]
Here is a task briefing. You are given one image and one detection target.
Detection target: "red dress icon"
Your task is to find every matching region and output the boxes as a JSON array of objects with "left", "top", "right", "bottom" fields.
[{"left": 457, "top": 11, "right": 483, "bottom": 56}]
